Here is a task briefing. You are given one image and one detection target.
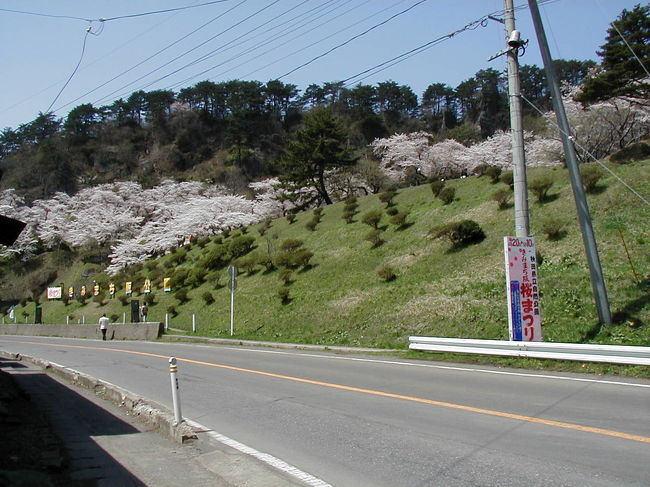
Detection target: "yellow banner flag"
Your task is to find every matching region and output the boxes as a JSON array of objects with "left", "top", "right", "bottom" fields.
[
  {"left": 163, "top": 277, "right": 171, "bottom": 292},
  {"left": 125, "top": 282, "right": 132, "bottom": 295}
]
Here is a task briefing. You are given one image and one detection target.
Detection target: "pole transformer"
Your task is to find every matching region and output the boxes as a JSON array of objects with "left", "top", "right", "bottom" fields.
[
  {"left": 527, "top": 0, "right": 612, "bottom": 325},
  {"left": 504, "top": 0, "right": 530, "bottom": 237}
]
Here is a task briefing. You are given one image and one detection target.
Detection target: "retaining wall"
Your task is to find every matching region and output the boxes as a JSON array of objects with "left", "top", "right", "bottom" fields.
[{"left": 0, "top": 322, "right": 163, "bottom": 341}]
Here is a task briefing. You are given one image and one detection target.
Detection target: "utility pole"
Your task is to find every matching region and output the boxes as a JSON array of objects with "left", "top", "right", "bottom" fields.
[
  {"left": 504, "top": 0, "right": 530, "bottom": 237},
  {"left": 527, "top": 0, "right": 612, "bottom": 325}
]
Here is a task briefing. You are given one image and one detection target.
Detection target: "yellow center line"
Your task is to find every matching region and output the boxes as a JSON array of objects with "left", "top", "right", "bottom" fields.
[{"left": 9, "top": 340, "right": 650, "bottom": 444}]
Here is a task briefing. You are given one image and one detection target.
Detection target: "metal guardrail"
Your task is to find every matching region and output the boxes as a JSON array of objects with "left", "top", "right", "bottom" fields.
[{"left": 408, "top": 336, "right": 650, "bottom": 366}]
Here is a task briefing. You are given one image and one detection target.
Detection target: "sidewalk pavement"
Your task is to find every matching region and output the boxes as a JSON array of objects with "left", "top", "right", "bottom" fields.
[{"left": 0, "top": 356, "right": 308, "bottom": 487}]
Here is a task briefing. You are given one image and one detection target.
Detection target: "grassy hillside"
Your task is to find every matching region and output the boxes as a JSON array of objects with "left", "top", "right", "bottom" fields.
[{"left": 7, "top": 159, "right": 649, "bottom": 353}]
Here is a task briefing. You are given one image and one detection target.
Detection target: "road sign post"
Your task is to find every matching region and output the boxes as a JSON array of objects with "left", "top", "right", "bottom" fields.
[
  {"left": 228, "top": 265, "right": 237, "bottom": 336},
  {"left": 169, "top": 357, "right": 182, "bottom": 425}
]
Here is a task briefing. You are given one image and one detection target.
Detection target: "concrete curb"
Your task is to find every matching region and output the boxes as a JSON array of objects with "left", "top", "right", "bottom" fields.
[
  {"left": 162, "top": 334, "right": 402, "bottom": 354},
  {"left": 0, "top": 350, "right": 197, "bottom": 444}
]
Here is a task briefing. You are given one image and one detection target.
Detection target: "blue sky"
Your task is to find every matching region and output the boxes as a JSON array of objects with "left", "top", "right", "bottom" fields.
[{"left": 0, "top": 0, "right": 641, "bottom": 130}]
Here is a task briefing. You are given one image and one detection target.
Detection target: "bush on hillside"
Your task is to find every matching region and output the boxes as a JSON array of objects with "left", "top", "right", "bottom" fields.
[
  {"left": 492, "top": 188, "right": 512, "bottom": 210},
  {"left": 286, "top": 213, "right": 297, "bottom": 224},
  {"left": 174, "top": 288, "right": 189, "bottom": 304},
  {"left": 361, "top": 210, "right": 383, "bottom": 229},
  {"left": 438, "top": 187, "right": 456, "bottom": 205},
  {"left": 227, "top": 235, "right": 256, "bottom": 259},
  {"left": 389, "top": 211, "right": 409, "bottom": 228},
  {"left": 364, "top": 229, "right": 385, "bottom": 248},
  {"left": 540, "top": 218, "right": 566, "bottom": 241},
  {"left": 378, "top": 188, "right": 397, "bottom": 207},
  {"left": 500, "top": 170, "right": 514, "bottom": 188},
  {"left": 430, "top": 220, "right": 486, "bottom": 248},
  {"left": 377, "top": 265, "right": 397, "bottom": 282},
  {"left": 529, "top": 176, "right": 554, "bottom": 203},
  {"left": 486, "top": 165, "right": 502, "bottom": 184},
  {"left": 430, "top": 180, "right": 445, "bottom": 197},
  {"left": 609, "top": 142, "right": 650, "bottom": 164},
  {"left": 581, "top": 164, "right": 604, "bottom": 193},
  {"left": 277, "top": 287, "right": 291, "bottom": 305},
  {"left": 202, "top": 291, "right": 214, "bottom": 305}
]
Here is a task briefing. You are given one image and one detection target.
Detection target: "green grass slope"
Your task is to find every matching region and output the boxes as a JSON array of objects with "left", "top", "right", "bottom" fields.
[{"left": 9, "top": 159, "right": 650, "bottom": 351}]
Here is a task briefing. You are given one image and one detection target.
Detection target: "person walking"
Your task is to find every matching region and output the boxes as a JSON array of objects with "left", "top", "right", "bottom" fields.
[
  {"left": 140, "top": 304, "right": 148, "bottom": 322},
  {"left": 99, "top": 314, "right": 109, "bottom": 340}
]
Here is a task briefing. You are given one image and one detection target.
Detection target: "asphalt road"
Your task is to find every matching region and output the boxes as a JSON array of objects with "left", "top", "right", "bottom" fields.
[{"left": 1, "top": 336, "right": 648, "bottom": 487}]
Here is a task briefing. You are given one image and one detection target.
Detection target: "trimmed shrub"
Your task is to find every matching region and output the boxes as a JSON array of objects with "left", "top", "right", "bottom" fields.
[
  {"left": 386, "top": 206, "right": 399, "bottom": 216},
  {"left": 342, "top": 208, "right": 356, "bottom": 224},
  {"left": 500, "top": 170, "right": 514, "bottom": 188},
  {"left": 144, "top": 293, "right": 156, "bottom": 306},
  {"left": 430, "top": 180, "right": 445, "bottom": 197},
  {"left": 187, "top": 268, "right": 207, "bottom": 288},
  {"left": 118, "top": 295, "right": 129, "bottom": 306},
  {"left": 540, "top": 218, "right": 566, "bottom": 241},
  {"left": 277, "top": 287, "right": 291, "bottom": 304},
  {"left": 377, "top": 265, "right": 397, "bottom": 282},
  {"left": 438, "top": 187, "right": 456, "bottom": 205},
  {"left": 202, "top": 291, "right": 215, "bottom": 305},
  {"left": 430, "top": 220, "right": 486, "bottom": 248},
  {"left": 361, "top": 209, "right": 383, "bottom": 229},
  {"left": 389, "top": 211, "right": 409, "bottom": 228},
  {"left": 228, "top": 235, "right": 256, "bottom": 258},
  {"left": 280, "top": 239, "right": 304, "bottom": 252},
  {"left": 286, "top": 213, "right": 297, "bottom": 224},
  {"left": 279, "top": 268, "right": 293, "bottom": 285},
  {"left": 364, "top": 229, "right": 385, "bottom": 247},
  {"left": 486, "top": 165, "right": 502, "bottom": 184},
  {"left": 293, "top": 249, "right": 314, "bottom": 268},
  {"left": 529, "top": 176, "right": 554, "bottom": 203},
  {"left": 166, "top": 305, "right": 178, "bottom": 317},
  {"left": 174, "top": 288, "right": 189, "bottom": 304},
  {"left": 236, "top": 254, "right": 258, "bottom": 274},
  {"left": 313, "top": 207, "right": 323, "bottom": 218},
  {"left": 609, "top": 142, "right": 650, "bottom": 164},
  {"left": 492, "top": 188, "right": 512, "bottom": 210},
  {"left": 581, "top": 164, "right": 604, "bottom": 193},
  {"left": 305, "top": 218, "right": 318, "bottom": 231},
  {"left": 378, "top": 188, "right": 397, "bottom": 207}
]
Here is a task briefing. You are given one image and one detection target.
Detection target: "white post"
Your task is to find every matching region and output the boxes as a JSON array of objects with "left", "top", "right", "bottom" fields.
[
  {"left": 169, "top": 357, "right": 182, "bottom": 424},
  {"left": 82, "top": 316, "right": 85, "bottom": 324},
  {"left": 66, "top": 315, "right": 69, "bottom": 325},
  {"left": 230, "top": 290, "right": 235, "bottom": 336},
  {"left": 192, "top": 314, "right": 196, "bottom": 333},
  {"left": 122, "top": 312, "right": 126, "bottom": 324},
  {"left": 165, "top": 313, "right": 169, "bottom": 330}
]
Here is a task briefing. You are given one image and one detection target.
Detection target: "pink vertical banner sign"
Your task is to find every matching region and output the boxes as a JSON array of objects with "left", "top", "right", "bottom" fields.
[{"left": 504, "top": 236, "right": 542, "bottom": 341}]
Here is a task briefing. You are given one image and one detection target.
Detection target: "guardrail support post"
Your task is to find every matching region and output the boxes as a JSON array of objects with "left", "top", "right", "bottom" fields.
[{"left": 169, "top": 357, "right": 182, "bottom": 424}]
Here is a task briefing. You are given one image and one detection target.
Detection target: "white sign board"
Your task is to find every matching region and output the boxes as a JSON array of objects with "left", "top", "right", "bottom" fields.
[
  {"left": 504, "top": 236, "right": 542, "bottom": 341},
  {"left": 47, "top": 286, "right": 63, "bottom": 300}
]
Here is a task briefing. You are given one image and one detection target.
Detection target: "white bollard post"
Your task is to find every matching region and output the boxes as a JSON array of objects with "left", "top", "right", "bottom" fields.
[
  {"left": 66, "top": 315, "right": 69, "bottom": 325},
  {"left": 165, "top": 313, "right": 169, "bottom": 330},
  {"left": 122, "top": 312, "right": 126, "bottom": 324},
  {"left": 82, "top": 316, "right": 85, "bottom": 324},
  {"left": 169, "top": 357, "right": 182, "bottom": 424},
  {"left": 192, "top": 314, "right": 196, "bottom": 333}
]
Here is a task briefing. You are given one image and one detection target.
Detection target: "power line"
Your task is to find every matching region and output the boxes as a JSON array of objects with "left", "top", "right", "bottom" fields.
[
  {"left": 91, "top": 0, "right": 280, "bottom": 106},
  {"left": 0, "top": 1, "right": 232, "bottom": 23},
  {"left": 0, "top": 7, "right": 91, "bottom": 21},
  {"left": 54, "top": 0, "right": 249, "bottom": 112},
  {"left": 166, "top": 0, "right": 334, "bottom": 89},
  {"left": 100, "top": 0, "right": 232, "bottom": 21},
  {"left": 277, "top": 0, "right": 428, "bottom": 79},
  {"left": 45, "top": 27, "right": 92, "bottom": 114},
  {"left": 168, "top": 0, "right": 377, "bottom": 88}
]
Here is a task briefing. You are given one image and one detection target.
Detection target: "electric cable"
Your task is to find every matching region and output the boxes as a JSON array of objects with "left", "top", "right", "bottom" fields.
[
  {"left": 54, "top": 0, "right": 249, "bottom": 112},
  {"left": 166, "top": 0, "right": 337, "bottom": 89},
  {"left": 91, "top": 0, "right": 280, "bottom": 106},
  {"left": 277, "top": 0, "right": 428, "bottom": 79},
  {"left": 45, "top": 27, "right": 92, "bottom": 114},
  {"left": 168, "top": 0, "right": 382, "bottom": 88}
]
